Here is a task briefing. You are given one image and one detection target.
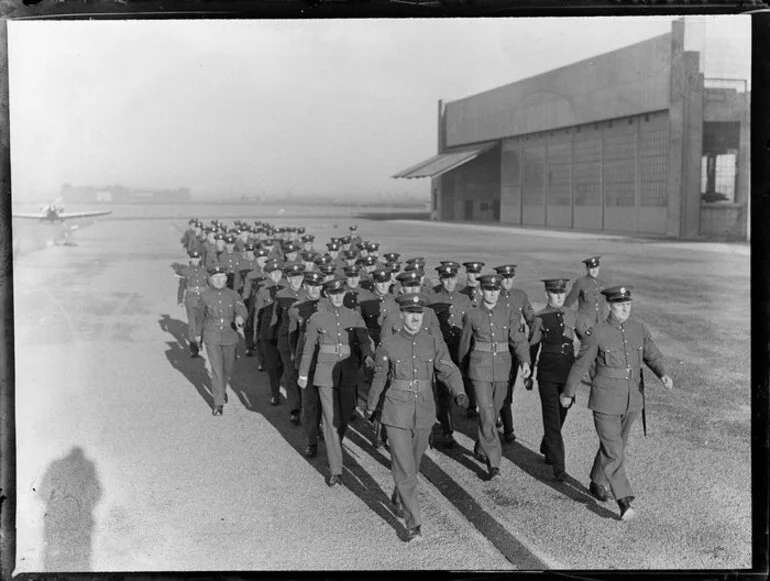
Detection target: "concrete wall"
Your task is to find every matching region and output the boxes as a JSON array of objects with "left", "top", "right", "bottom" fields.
[
  {"left": 700, "top": 203, "right": 747, "bottom": 239},
  {"left": 441, "top": 147, "right": 500, "bottom": 221},
  {"left": 444, "top": 33, "right": 671, "bottom": 148}
]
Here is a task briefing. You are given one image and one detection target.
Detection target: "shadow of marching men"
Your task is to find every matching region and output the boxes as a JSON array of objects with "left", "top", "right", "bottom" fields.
[
  {"left": 433, "top": 394, "right": 619, "bottom": 521},
  {"left": 37, "top": 446, "right": 102, "bottom": 572},
  {"left": 226, "top": 363, "right": 406, "bottom": 539},
  {"left": 159, "top": 314, "right": 214, "bottom": 411}
]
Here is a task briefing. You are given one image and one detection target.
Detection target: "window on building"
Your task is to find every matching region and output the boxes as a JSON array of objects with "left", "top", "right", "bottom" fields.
[{"left": 701, "top": 121, "right": 740, "bottom": 204}]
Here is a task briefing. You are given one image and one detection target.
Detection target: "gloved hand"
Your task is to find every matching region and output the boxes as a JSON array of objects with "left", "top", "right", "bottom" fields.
[
  {"left": 364, "top": 355, "right": 374, "bottom": 370},
  {"left": 559, "top": 395, "right": 573, "bottom": 408},
  {"left": 454, "top": 393, "right": 470, "bottom": 409},
  {"left": 524, "top": 377, "right": 534, "bottom": 391}
]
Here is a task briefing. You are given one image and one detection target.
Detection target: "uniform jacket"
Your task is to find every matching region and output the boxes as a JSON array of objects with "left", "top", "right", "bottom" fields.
[
  {"left": 458, "top": 301, "right": 531, "bottom": 382},
  {"left": 379, "top": 304, "right": 442, "bottom": 343},
  {"left": 176, "top": 264, "right": 210, "bottom": 307},
  {"left": 529, "top": 305, "right": 581, "bottom": 384},
  {"left": 564, "top": 274, "right": 608, "bottom": 328},
  {"left": 564, "top": 315, "right": 667, "bottom": 414},
  {"left": 501, "top": 288, "right": 536, "bottom": 329},
  {"left": 358, "top": 290, "right": 399, "bottom": 345},
  {"left": 428, "top": 288, "right": 472, "bottom": 353},
  {"left": 459, "top": 284, "right": 483, "bottom": 309},
  {"left": 200, "top": 287, "right": 247, "bottom": 346},
  {"left": 343, "top": 287, "right": 365, "bottom": 313},
  {"left": 236, "top": 257, "right": 260, "bottom": 290},
  {"left": 275, "top": 286, "right": 308, "bottom": 349},
  {"left": 288, "top": 297, "right": 328, "bottom": 369},
  {"left": 298, "top": 304, "right": 373, "bottom": 388},
  {"left": 241, "top": 266, "right": 266, "bottom": 301},
  {"left": 368, "top": 327, "right": 465, "bottom": 430},
  {"left": 255, "top": 279, "right": 281, "bottom": 341}
]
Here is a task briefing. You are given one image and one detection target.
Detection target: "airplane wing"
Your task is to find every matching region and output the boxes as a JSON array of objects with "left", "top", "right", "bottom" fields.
[
  {"left": 12, "top": 213, "right": 46, "bottom": 219},
  {"left": 57, "top": 210, "right": 112, "bottom": 220}
]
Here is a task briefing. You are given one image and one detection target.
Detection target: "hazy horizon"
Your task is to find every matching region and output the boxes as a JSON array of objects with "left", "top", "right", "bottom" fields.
[{"left": 9, "top": 16, "right": 750, "bottom": 203}]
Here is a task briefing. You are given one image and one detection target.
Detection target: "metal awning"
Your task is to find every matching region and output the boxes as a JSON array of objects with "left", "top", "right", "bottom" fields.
[{"left": 392, "top": 142, "right": 497, "bottom": 179}]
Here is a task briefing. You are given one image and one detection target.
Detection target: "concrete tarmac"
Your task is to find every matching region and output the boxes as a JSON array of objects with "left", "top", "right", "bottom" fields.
[{"left": 12, "top": 214, "right": 751, "bottom": 572}]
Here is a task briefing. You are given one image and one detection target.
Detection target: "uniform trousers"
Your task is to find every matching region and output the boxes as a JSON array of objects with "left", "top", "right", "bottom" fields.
[
  {"left": 262, "top": 339, "right": 282, "bottom": 398},
  {"left": 591, "top": 410, "right": 640, "bottom": 500},
  {"left": 205, "top": 342, "right": 236, "bottom": 407},
  {"left": 537, "top": 381, "right": 569, "bottom": 476},
  {"left": 278, "top": 341, "right": 301, "bottom": 413},
  {"left": 463, "top": 375, "right": 477, "bottom": 411},
  {"left": 301, "top": 384, "right": 323, "bottom": 447},
  {"left": 243, "top": 297, "right": 256, "bottom": 352},
  {"left": 386, "top": 424, "right": 431, "bottom": 529},
  {"left": 318, "top": 382, "right": 357, "bottom": 476},
  {"left": 500, "top": 362, "right": 520, "bottom": 436},
  {"left": 472, "top": 380, "right": 509, "bottom": 468},
  {"left": 434, "top": 380, "right": 454, "bottom": 435},
  {"left": 185, "top": 302, "right": 205, "bottom": 343}
]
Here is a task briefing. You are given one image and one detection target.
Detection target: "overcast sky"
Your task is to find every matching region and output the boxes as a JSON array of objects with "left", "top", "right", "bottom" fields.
[{"left": 8, "top": 16, "right": 750, "bottom": 202}]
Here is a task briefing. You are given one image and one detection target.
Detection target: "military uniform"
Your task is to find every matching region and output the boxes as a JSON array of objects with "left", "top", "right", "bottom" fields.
[
  {"left": 298, "top": 279, "right": 373, "bottom": 482},
  {"left": 564, "top": 256, "right": 607, "bottom": 329},
  {"left": 427, "top": 264, "right": 473, "bottom": 444},
  {"left": 201, "top": 267, "right": 248, "bottom": 413},
  {"left": 254, "top": 262, "right": 284, "bottom": 403},
  {"left": 176, "top": 253, "right": 209, "bottom": 356},
  {"left": 275, "top": 265, "right": 309, "bottom": 422},
  {"left": 563, "top": 286, "right": 668, "bottom": 519},
  {"left": 367, "top": 293, "right": 467, "bottom": 540},
  {"left": 528, "top": 279, "right": 582, "bottom": 480},
  {"left": 458, "top": 275, "right": 530, "bottom": 476}
]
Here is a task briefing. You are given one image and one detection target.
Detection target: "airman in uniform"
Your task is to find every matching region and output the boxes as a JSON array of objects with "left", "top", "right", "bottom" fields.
[
  {"left": 205, "top": 233, "right": 227, "bottom": 270},
  {"left": 366, "top": 293, "right": 469, "bottom": 542},
  {"left": 298, "top": 279, "right": 374, "bottom": 486},
  {"left": 240, "top": 247, "right": 269, "bottom": 360},
  {"left": 380, "top": 271, "right": 442, "bottom": 341},
  {"left": 301, "top": 233, "right": 316, "bottom": 253},
  {"left": 495, "top": 264, "right": 537, "bottom": 443},
  {"left": 343, "top": 266, "right": 365, "bottom": 312},
  {"left": 458, "top": 261, "right": 485, "bottom": 416},
  {"left": 214, "top": 235, "right": 242, "bottom": 290},
  {"left": 428, "top": 263, "right": 472, "bottom": 448},
  {"left": 180, "top": 218, "right": 197, "bottom": 250},
  {"left": 358, "top": 269, "right": 399, "bottom": 347},
  {"left": 176, "top": 250, "right": 209, "bottom": 357},
  {"left": 201, "top": 265, "right": 247, "bottom": 416},
  {"left": 255, "top": 259, "right": 285, "bottom": 405},
  {"left": 528, "top": 278, "right": 584, "bottom": 481},
  {"left": 562, "top": 285, "right": 673, "bottom": 520},
  {"left": 458, "top": 274, "right": 531, "bottom": 479},
  {"left": 348, "top": 225, "right": 362, "bottom": 249},
  {"left": 275, "top": 263, "right": 308, "bottom": 425},
  {"left": 565, "top": 256, "right": 608, "bottom": 329},
  {"left": 288, "top": 271, "right": 327, "bottom": 457}
]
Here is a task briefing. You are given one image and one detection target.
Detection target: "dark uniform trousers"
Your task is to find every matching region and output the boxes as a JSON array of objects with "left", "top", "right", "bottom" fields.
[
  {"left": 317, "top": 375, "right": 358, "bottom": 476},
  {"left": 500, "top": 363, "right": 519, "bottom": 437},
  {"left": 434, "top": 335, "right": 461, "bottom": 435},
  {"left": 243, "top": 295, "right": 256, "bottom": 353},
  {"left": 185, "top": 295, "right": 205, "bottom": 342},
  {"left": 386, "top": 424, "right": 431, "bottom": 529},
  {"left": 263, "top": 339, "right": 282, "bottom": 398},
  {"left": 302, "top": 384, "right": 323, "bottom": 447},
  {"left": 538, "top": 381, "right": 569, "bottom": 472},
  {"left": 591, "top": 410, "right": 639, "bottom": 500},
  {"left": 279, "top": 340, "right": 300, "bottom": 412},
  {"left": 472, "top": 380, "right": 509, "bottom": 467}
]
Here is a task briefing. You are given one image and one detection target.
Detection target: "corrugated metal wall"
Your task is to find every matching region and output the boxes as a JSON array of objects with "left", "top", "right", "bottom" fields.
[{"left": 499, "top": 111, "right": 669, "bottom": 234}]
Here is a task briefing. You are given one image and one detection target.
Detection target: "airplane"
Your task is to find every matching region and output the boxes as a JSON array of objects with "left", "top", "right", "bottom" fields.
[{"left": 12, "top": 196, "right": 112, "bottom": 223}]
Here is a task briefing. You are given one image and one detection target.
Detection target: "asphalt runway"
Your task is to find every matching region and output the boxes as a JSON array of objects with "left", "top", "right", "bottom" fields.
[{"left": 12, "top": 211, "right": 751, "bottom": 572}]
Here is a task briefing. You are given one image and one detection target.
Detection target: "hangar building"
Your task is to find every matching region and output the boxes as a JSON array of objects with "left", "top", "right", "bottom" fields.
[{"left": 394, "top": 18, "right": 750, "bottom": 240}]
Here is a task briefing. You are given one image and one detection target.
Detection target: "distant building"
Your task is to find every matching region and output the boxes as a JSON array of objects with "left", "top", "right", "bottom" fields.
[
  {"left": 62, "top": 184, "right": 192, "bottom": 204},
  {"left": 394, "top": 18, "right": 750, "bottom": 241}
]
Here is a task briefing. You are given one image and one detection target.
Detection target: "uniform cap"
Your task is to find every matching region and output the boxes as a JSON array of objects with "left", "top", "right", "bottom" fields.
[
  {"left": 208, "top": 265, "right": 228, "bottom": 276},
  {"left": 463, "top": 261, "right": 485, "bottom": 273},
  {"left": 301, "top": 234, "right": 315, "bottom": 243},
  {"left": 382, "top": 252, "right": 400, "bottom": 262},
  {"left": 479, "top": 274, "right": 502, "bottom": 289},
  {"left": 243, "top": 243, "right": 256, "bottom": 252},
  {"left": 371, "top": 269, "right": 391, "bottom": 283},
  {"left": 343, "top": 250, "right": 358, "bottom": 260},
  {"left": 435, "top": 264, "right": 459, "bottom": 279},
  {"left": 601, "top": 285, "right": 633, "bottom": 302},
  {"left": 403, "top": 263, "right": 424, "bottom": 274},
  {"left": 323, "top": 278, "right": 347, "bottom": 294},
  {"left": 188, "top": 250, "right": 202, "bottom": 258},
  {"left": 396, "top": 293, "right": 429, "bottom": 313},
  {"left": 405, "top": 257, "right": 425, "bottom": 265},
  {"left": 297, "top": 227, "right": 306, "bottom": 234},
  {"left": 366, "top": 241, "right": 380, "bottom": 251},
  {"left": 327, "top": 242, "right": 341, "bottom": 251},
  {"left": 225, "top": 235, "right": 236, "bottom": 244},
  {"left": 264, "top": 259, "right": 283, "bottom": 273},
  {"left": 284, "top": 263, "right": 305, "bottom": 276},
  {"left": 330, "top": 237, "right": 342, "bottom": 244},
  {"left": 396, "top": 271, "right": 422, "bottom": 286},
  {"left": 301, "top": 250, "right": 318, "bottom": 261},
  {"left": 439, "top": 260, "right": 462, "bottom": 270},
  {"left": 344, "top": 266, "right": 361, "bottom": 277},
  {"left": 315, "top": 254, "right": 333, "bottom": 265},
  {"left": 385, "top": 262, "right": 401, "bottom": 272},
  {"left": 188, "top": 218, "right": 197, "bottom": 225},
  {"left": 340, "top": 235, "right": 352, "bottom": 244},
  {"left": 318, "top": 264, "right": 337, "bottom": 276},
  {"left": 348, "top": 225, "right": 358, "bottom": 231},
  {"left": 542, "top": 278, "right": 570, "bottom": 293},
  {"left": 304, "top": 271, "right": 324, "bottom": 286},
  {"left": 255, "top": 248, "right": 269, "bottom": 258},
  {"left": 214, "top": 233, "right": 225, "bottom": 241},
  {"left": 494, "top": 264, "right": 517, "bottom": 277},
  {"left": 583, "top": 256, "right": 601, "bottom": 268},
  {"left": 362, "top": 255, "right": 378, "bottom": 266},
  {"left": 284, "top": 242, "right": 300, "bottom": 253}
]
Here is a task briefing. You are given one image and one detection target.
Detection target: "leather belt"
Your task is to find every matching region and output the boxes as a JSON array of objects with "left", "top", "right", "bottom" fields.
[
  {"left": 596, "top": 367, "right": 635, "bottom": 380},
  {"left": 187, "top": 287, "right": 206, "bottom": 292},
  {"left": 319, "top": 343, "right": 352, "bottom": 356},
  {"left": 390, "top": 379, "right": 431, "bottom": 393},
  {"left": 473, "top": 341, "right": 509, "bottom": 353},
  {"left": 541, "top": 343, "right": 573, "bottom": 354}
]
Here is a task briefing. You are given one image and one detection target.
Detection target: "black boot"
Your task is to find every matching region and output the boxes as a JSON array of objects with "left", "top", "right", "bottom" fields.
[
  {"left": 618, "top": 496, "right": 636, "bottom": 521},
  {"left": 190, "top": 341, "right": 199, "bottom": 358}
]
